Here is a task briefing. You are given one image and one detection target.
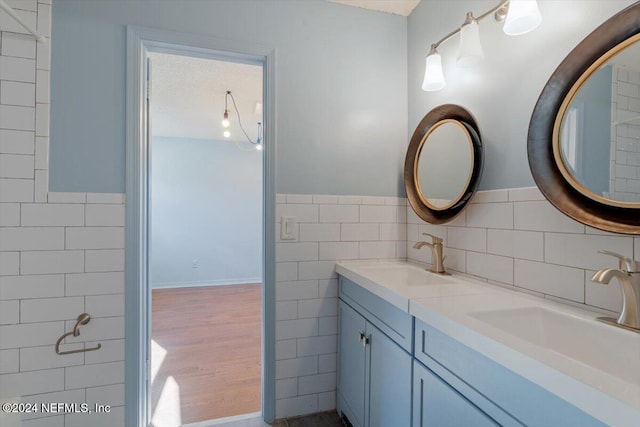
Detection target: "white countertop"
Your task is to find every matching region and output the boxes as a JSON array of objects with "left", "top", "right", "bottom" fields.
[
  {"left": 335, "top": 260, "right": 503, "bottom": 311},
  {"left": 335, "top": 260, "right": 640, "bottom": 426}
]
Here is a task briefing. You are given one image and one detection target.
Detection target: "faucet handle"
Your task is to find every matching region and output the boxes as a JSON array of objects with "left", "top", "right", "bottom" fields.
[
  {"left": 422, "top": 232, "right": 443, "bottom": 244},
  {"left": 598, "top": 250, "right": 639, "bottom": 273}
]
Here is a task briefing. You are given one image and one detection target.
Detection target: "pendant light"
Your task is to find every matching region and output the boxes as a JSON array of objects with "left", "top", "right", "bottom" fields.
[
  {"left": 457, "top": 12, "right": 484, "bottom": 68},
  {"left": 222, "top": 90, "right": 263, "bottom": 150},
  {"left": 503, "top": 0, "right": 542, "bottom": 36},
  {"left": 222, "top": 90, "right": 231, "bottom": 128},
  {"left": 422, "top": 46, "right": 446, "bottom": 92}
]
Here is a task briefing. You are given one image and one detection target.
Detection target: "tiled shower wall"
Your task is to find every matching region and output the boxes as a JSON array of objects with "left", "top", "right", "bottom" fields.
[
  {"left": 1, "top": 2, "right": 125, "bottom": 426},
  {"left": 274, "top": 194, "right": 407, "bottom": 418},
  {"left": 609, "top": 67, "right": 640, "bottom": 202},
  {"left": 407, "top": 186, "right": 640, "bottom": 314}
]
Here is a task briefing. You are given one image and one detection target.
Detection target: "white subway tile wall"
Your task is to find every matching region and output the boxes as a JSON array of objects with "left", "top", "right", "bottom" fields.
[
  {"left": 609, "top": 67, "right": 640, "bottom": 202},
  {"left": 274, "top": 194, "right": 406, "bottom": 418},
  {"left": 407, "top": 187, "right": 636, "bottom": 315},
  {"left": 0, "top": 5, "right": 125, "bottom": 426}
]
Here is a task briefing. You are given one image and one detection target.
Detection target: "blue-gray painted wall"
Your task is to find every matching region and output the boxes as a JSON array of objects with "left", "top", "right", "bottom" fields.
[
  {"left": 50, "top": 0, "right": 407, "bottom": 196},
  {"left": 407, "top": 0, "right": 635, "bottom": 190},
  {"left": 50, "top": 0, "right": 635, "bottom": 195},
  {"left": 150, "top": 137, "right": 262, "bottom": 287}
]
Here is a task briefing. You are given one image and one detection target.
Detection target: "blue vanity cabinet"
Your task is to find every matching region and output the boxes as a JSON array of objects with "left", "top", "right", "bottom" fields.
[
  {"left": 337, "top": 277, "right": 413, "bottom": 427},
  {"left": 337, "top": 269, "right": 614, "bottom": 427},
  {"left": 414, "top": 319, "right": 607, "bottom": 427}
]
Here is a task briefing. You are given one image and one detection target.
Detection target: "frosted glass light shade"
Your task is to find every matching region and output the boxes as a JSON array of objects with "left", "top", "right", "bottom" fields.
[
  {"left": 422, "top": 53, "right": 446, "bottom": 91},
  {"left": 457, "top": 20, "right": 484, "bottom": 67},
  {"left": 503, "top": 0, "right": 542, "bottom": 36}
]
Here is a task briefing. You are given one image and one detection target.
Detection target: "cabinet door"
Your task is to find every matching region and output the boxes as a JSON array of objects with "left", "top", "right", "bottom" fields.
[
  {"left": 368, "top": 323, "right": 412, "bottom": 427},
  {"left": 413, "top": 361, "right": 499, "bottom": 427},
  {"left": 338, "top": 301, "right": 367, "bottom": 427}
]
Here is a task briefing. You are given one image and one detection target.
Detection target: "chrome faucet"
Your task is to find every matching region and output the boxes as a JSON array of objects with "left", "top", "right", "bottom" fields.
[
  {"left": 591, "top": 250, "right": 640, "bottom": 332},
  {"left": 413, "top": 233, "right": 448, "bottom": 275}
]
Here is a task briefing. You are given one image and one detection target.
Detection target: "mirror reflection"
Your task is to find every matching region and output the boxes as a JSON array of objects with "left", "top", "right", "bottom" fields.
[
  {"left": 416, "top": 120, "right": 473, "bottom": 210},
  {"left": 559, "top": 36, "right": 640, "bottom": 205}
]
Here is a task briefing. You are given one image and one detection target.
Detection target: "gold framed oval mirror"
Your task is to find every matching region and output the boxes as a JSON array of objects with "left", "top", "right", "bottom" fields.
[
  {"left": 529, "top": 2, "right": 640, "bottom": 234},
  {"left": 405, "top": 104, "right": 483, "bottom": 224}
]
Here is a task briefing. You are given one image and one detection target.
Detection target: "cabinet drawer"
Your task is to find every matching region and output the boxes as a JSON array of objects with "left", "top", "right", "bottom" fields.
[
  {"left": 339, "top": 276, "right": 413, "bottom": 352},
  {"left": 414, "top": 319, "right": 606, "bottom": 427}
]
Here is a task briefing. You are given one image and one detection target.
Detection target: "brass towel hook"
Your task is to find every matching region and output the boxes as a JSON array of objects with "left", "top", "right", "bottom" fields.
[{"left": 55, "top": 313, "right": 102, "bottom": 355}]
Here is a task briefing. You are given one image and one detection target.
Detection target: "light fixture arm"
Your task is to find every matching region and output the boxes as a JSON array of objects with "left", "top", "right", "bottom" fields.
[
  {"left": 429, "top": 0, "right": 509, "bottom": 52},
  {"left": 422, "top": 0, "right": 541, "bottom": 92},
  {"left": 478, "top": 0, "right": 510, "bottom": 22}
]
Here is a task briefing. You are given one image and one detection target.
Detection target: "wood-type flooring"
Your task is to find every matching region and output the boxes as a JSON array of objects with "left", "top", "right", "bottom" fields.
[{"left": 151, "top": 284, "right": 262, "bottom": 425}]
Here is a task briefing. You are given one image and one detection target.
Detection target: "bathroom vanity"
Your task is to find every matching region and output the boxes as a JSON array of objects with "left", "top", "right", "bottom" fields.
[{"left": 335, "top": 261, "right": 640, "bottom": 427}]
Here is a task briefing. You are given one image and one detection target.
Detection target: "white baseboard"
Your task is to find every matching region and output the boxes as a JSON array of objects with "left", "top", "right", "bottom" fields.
[
  {"left": 180, "top": 411, "right": 263, "bottom": 427},
  {"left": 151, "top": 277, "right": 262, "bottom": 289}
]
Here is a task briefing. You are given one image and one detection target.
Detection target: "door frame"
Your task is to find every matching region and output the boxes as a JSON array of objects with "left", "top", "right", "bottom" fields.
[{"left": 125, "top": 26, "right": 277, "bottom": 426}]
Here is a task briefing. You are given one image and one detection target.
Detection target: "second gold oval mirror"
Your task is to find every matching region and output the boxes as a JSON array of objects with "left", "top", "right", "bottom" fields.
[
  {"left": 405, "top": 104, "right": 483, "bottom": 224},
  {"left": 529, "top": 2, "right": 640, "bottom": 233},
  {"left": 556, "top": 33, "right": 640, "bottom": 208}
]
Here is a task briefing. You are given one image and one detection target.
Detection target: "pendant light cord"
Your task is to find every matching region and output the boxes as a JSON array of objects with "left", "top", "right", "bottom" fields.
[{"left": 228, "top": 91, "right": 258, "bottom": 145}]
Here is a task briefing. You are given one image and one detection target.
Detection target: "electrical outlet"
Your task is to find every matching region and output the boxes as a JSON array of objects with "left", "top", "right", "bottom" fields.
[{"left": 192, "top": 260, "right": 198, "bottom": 268}]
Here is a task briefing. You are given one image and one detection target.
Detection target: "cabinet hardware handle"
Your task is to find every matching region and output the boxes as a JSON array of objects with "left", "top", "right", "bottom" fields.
[
  {"left": 362, "top": 335, "right": 370, "bottom": 347},
  {"left": 358, "top": 331, "right": 365, "bottom": 344}
]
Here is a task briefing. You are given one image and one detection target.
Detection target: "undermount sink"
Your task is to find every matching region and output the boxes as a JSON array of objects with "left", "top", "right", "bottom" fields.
[
  {"left": 469, "top": 307, "right": 640, "bottom": 383},
  {"left": 335, "top": 262, "right": 474, "bottom": 311},
  {"left": 350, "top": 264, "right": 455, "bottom": 286}
]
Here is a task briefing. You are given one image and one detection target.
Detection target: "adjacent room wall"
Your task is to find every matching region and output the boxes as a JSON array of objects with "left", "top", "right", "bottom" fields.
[
  {"left": 407, "top": 0, "right": 636, "bottom": 191},
  {"left": 150, "top": 137, "right": 262, "bottom": 288},
  {"left": 50, "top": 0, "right": 408, "bottom": 196}
]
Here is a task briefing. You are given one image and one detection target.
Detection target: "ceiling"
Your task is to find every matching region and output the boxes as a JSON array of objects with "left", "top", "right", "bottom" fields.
[
  {"left": 149, "top": 52, "right": 263, "bottom": 142},
  {"left": 328, "top": 0, "right": 421, "bottom": 16}
]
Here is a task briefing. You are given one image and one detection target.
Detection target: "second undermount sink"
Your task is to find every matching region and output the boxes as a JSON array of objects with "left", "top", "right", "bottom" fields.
[{"left": 469, "top": 307, "right": 640, "bottom": 383}]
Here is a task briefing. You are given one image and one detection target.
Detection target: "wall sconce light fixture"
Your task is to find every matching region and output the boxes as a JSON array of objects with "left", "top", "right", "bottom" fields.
[
  {"left": 222, "top": 90, "right": 263, "bottom": 151},
  {"left": 422, "top": 0, "right": 542, "bottom": 92}
]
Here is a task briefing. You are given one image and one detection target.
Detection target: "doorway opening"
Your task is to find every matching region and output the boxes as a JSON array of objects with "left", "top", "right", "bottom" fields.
[
  {"left": 125, "top": 27, "right": 276, "bottom": 426},
  {"left": 147, "top": 52, "right": 264, "bottom": 426}
]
